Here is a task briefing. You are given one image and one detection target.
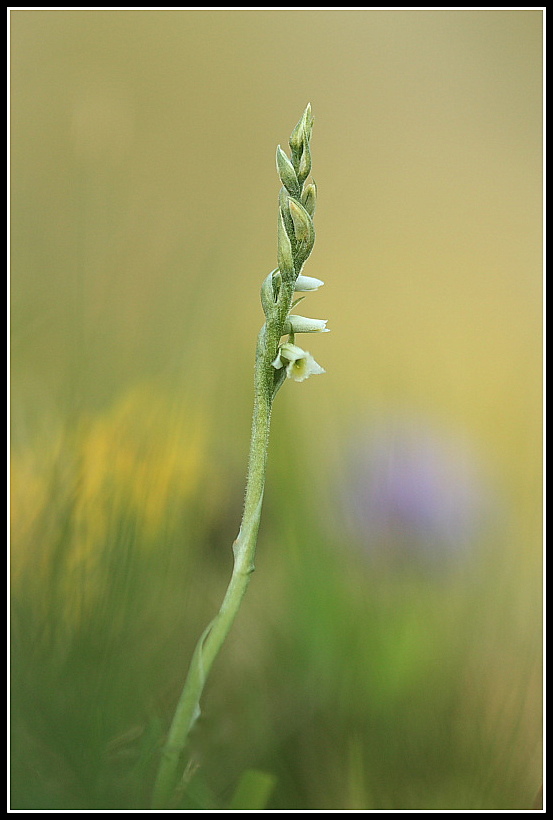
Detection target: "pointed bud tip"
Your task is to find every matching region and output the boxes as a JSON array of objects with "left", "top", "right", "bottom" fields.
[{"left": 288, "top": 198, "right": 313, "bottom": 242}]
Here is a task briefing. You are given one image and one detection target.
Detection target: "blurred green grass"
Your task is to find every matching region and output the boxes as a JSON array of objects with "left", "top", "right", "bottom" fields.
[
  {"left": 10, "top": 9, "right": 542, "bottom": 810},
  {"left": 10, "top": 387, "right": 542, "bottom": 809}
]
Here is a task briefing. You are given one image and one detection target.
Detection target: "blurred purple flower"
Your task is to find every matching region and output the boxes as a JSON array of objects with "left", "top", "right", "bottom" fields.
[{"left": 343, "top": 418, "right": 489, "bottom": 567}]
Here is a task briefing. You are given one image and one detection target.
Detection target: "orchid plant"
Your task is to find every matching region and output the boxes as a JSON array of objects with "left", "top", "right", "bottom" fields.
[{"left": 152, "top": 105, "right": 327, "bottom": 808}]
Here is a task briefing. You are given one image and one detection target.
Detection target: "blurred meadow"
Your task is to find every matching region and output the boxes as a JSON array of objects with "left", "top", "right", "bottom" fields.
[{"left": 10, "top": 9, "right": 542, "bottom": 810}]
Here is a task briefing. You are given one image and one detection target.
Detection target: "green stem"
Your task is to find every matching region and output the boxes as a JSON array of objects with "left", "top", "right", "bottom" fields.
[
  {"left": 152, "top": 103, "right": 315, "bottom": 810},
  {"left": 151, "top": 321, "right": 281, "bottom": 809}
]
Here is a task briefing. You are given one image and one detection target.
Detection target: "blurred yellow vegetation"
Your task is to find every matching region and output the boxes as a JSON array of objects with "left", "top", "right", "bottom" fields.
[
  {"left": 11, "top": 383, "right": 213, "bottom": 621},
  {"left": 75, "top": 383, "right": 207, "bottom": 541}
]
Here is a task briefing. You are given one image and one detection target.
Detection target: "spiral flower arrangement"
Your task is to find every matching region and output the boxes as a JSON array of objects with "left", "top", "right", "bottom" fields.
[{"left": 262, "top": 104, "right": 328, "bottom": 392}]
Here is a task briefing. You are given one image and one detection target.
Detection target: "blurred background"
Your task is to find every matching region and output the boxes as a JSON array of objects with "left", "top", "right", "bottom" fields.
[{"left": 10, "top": 9, "right": 542, "bottom": 810}]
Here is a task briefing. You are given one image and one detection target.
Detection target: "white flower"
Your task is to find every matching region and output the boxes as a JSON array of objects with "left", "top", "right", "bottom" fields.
[
  {"left": 272, "top": 342, "right": 325, "bottom": 382},
  {"left": 283, "top": 315, "right": 329, "bottom": 334},
  {"left": 294, "top": 275, "right": 324, "bottom": 291}
]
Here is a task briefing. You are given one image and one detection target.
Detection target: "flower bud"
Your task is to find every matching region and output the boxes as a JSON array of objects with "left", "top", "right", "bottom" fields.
[
  {"left": 279, "top": 186, "right": 296, "bottom": 243},
  {"left": 288, "top": 198, "right": 312, "bottom": 242},
  {"left": 297, "top": 141, "right": 311, "bottom": 185},
  {"left": 276, "top": 145, "right": 300, "bottom": 197},
  {"left": 301, "top": 103, "right": 314, "bottom": 143},
  {"left": 260, "top": 271, "right": 276, "bottom": 318},
  {"left": 289, "top": 115, "right": 305, "bottom": 156},
  {"left": 277, "top": 210, "right": 294, "bottom": 279},
  {"left": 294, "top": 213, "right": 316, "bottom": 269},
  {"left": 301, "top": 182, "right": 317, "bottom": 217},
  {"left": 289, "top": 103, "right": 313, "bottom": 165}
]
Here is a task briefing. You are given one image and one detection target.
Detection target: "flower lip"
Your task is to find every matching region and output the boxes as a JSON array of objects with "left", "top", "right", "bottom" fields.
[{"left": 271, "top": 342, "right": 325, "bottom": 382}]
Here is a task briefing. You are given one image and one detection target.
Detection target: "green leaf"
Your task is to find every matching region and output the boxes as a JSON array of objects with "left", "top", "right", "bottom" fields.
[{"left": 228, "top": 769, "right": 277, "bottom": 811}]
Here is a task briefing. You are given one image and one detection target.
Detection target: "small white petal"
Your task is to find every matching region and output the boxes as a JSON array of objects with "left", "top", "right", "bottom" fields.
[
  {"left": 286, "top": 353, "right": 325, "bottom": 382},
  {"left": 294, "top": 275, "right": 325, "bottom": 291},
  {"left": 278, "top": 342, "right": 307, "bottom": 363},
  {"left": 284, "top": 315, "right": 329, "bottom": 334}
]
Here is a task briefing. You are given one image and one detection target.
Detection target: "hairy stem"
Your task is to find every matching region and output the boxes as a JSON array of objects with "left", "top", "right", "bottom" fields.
[
  {"left": 151, "top": 104, "right": 319, "bottom": 809},
  {"left": 151, "top": 323, "right": 279, "bottom": 809}
]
